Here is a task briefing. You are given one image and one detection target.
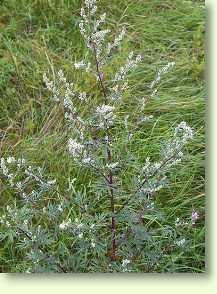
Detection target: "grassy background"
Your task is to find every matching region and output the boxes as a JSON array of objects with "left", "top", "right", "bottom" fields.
[{"left": 0, "top": 0, "right": 205, "bottom": 272}]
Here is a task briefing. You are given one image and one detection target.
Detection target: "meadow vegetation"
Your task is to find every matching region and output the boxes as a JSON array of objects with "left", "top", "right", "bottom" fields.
[{"left": 0, "top": 0, "right": 205, "bottom": 273}]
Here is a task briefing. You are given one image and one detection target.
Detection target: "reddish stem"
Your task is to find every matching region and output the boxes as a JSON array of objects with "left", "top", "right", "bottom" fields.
[
  {"left": 107, "top": 148, "right": 116, "bottom": 261},
  {"left": 92, "top": 44, "right": 117, "bottom": 261}
]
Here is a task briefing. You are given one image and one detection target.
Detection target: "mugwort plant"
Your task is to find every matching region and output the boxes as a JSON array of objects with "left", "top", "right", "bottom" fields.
[{"left": 0, "top": 0, "right": 197, "bottom": 273}]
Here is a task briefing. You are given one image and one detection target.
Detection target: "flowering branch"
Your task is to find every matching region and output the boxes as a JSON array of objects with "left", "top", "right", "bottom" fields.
[
  {"left": 89, "top": 11, "right": 117, "bottom": 262},
  {"left": 17, "top": 226, "right": 67, "bottom": 273}
]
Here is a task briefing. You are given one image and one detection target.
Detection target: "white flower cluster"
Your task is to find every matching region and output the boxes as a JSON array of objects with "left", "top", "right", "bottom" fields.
[
  {"left": 106, "top": 162, "right": 119, "bottom": 170},
  {"left": 79, "top": 0, "right": 110, "bottom": 62},
  {"left": 121, "top": 259, "right": 131, "bottom": 272},
  {"left": 0, "top": 156, "right": 56, "bottom": 202},
  {"left": 78, "top": 92, "right": 87, "bottom": 101},
  {"left": 44, "top": 70, "right": 93, "bottom": 168},
  {"left": 0, "top": 205, "right": 31, "bottom": 232},
  {"left": 107, "top": 27, "right": 126, "bottom": 55},
  {"left": 110, "top": 81, "right": 129, "bottom": 101},
  {"left": 59, "top": 218, "right": 97, "bottom": 246},
  {"left": 96, "top": 104, "right": 114, "bottom": 115},
  {"left": 0, "top": 206, "right": 14, "bottom": 227},
  {"left": 44, "top": 69, "right": 87, "bottom": 149},
  {"left": 0, "top": 156, "right": 26, "bottom": 187},
  {"left": 79, "top": 0, "right": 126, "bottom": 69},
  {"left": 175, "top": 217, "right": 189, "bottom": 227},
  {"left": 84, "top": 0, "right": 97, "bottom": 9},
  {"left": 68, "top": 139, "right": 84, "bottom": 158},
  {"left": 0, "top": 157, "right": 9, "bottom": 177},
  {"left": 146, "top": 201, "right": 155, "bottom": 210},
  {"left": 96, "top": 104, "right": 116, "bottom": 129},
  {"left": 138, "top": 121, "right": 193, "bottom": 196},
  {"left": 92, "top": 29, "right": 111, "bottom": 59},
  {"left": 114, "top": 51, "right": 142, "bottom": 82},
  {"left": 163, "top": 121, "right": 193, "bottom": 164},
  {"left": 43, "top": 71, "right": 70, "bottom": 103},
  {"left": 174, "top": 238, "right": 186, "bottom": 247},
  {"left": 140, "top": 158, "right": 162, "bottom": 182},
  {"left": 174, "top": 121, "right": 194, "bottom": 143},
  {"left": 150, "top": 61, "right": 175, "bottom": 90},
  {"left": 74, "top": 60, "right": 91, "bottom": 72},
  {"left": 93, "top": 12, "right": 106, "bottom": 32},
  {"left": 68, "top": 138, "right": 92, "bottom": 165},
  {"left": 139, "top": 176, "right": 167, "bottom": 196},
  {"left": 137, "top": 114, "right": 154, "bottom": 125},
  {"left": 44, "top": 70, "right": 87, "bottom": 106},
  {"left": 43, "top": 73, "right": 60, "bottom": 101},
  {"left": 148, "top": 61, "right": 175, "bottom": 99},
  {"left": 59, "top": 218, "right": 72, "bottom": 230},
  {"left": 122, "top": 258, "right": 131, "bottom": 267},
  {"left": 57, "top": 70, "right": 86, "bottom": 106}
]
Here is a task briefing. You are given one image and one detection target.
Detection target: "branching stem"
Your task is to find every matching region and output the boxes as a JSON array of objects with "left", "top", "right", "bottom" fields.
[
  {"left": 17, "top": 227, "right": 67, "bottom": 273},
  {"left": 92, "top": 43, "right": 117, "bottom": 261},
  {"left": 116, "top": 151, "right": 181, "bottom": 215}
]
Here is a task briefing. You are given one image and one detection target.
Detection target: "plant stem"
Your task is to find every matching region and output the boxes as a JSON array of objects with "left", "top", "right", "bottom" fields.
[
  {"left": 92, "top": 45, "right": 117, "bottom": 261},
  {"left": 107, "top": 145, "right": 116, "bottom": 261},
  {"left": 86, "top": 5, "right": 116, "bottom": 261}
]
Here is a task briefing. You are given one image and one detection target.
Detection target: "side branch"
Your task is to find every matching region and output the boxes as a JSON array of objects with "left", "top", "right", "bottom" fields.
[
  {"left": 116, "top": 151, "right": 181, "bottom": 215},
  {"left": 17, "top": 227, "right": 67, "bottom": 273}
]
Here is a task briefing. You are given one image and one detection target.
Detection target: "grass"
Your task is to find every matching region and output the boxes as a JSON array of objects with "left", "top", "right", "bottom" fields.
[{"left": 0, "top": 0, "right": 205, "bottom": 272}]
